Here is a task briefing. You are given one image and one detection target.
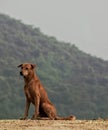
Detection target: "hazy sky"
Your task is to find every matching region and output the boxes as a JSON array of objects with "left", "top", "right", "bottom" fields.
[{"left": 0, "top": 0, "right": 108, "bottom": 60}]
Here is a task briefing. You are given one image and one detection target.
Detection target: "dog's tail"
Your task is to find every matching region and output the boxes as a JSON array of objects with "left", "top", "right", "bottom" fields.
[{"left": 55, "top": 115, "right": 76, "bottom": 120}]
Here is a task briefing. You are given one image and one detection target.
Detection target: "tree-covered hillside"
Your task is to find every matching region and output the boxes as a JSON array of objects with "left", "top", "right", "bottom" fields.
[{"left": 0, "top": 14, "right": 108, "bottom": 119}]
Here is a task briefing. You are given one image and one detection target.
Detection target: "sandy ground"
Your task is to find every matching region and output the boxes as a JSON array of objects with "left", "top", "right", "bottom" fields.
[{"left": 0, "top": 119, "right": 108, "bottom": 130}]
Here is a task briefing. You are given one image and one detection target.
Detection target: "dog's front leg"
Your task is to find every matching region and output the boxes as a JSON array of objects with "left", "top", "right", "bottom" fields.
[
  {"left": 31, "top": 95, "right": 40, "bottom": 119},
  {"left": 20, "top": 99, "right": 30, "bottom": 120}
]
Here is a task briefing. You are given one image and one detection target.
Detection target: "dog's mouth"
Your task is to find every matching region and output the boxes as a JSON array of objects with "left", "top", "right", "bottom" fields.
[{"left": 20, "top": 71, "right": 28, "bottom": 78}]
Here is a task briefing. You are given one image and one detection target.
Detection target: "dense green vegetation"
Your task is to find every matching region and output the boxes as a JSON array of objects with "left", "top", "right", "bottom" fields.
[{"left": 0, "top": 14, "right": 108, "bottom": 119}]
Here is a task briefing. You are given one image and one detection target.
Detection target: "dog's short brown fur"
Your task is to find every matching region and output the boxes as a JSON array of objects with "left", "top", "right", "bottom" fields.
[{"left": 18, "top": 63, "right": 75, "bottom": 120}]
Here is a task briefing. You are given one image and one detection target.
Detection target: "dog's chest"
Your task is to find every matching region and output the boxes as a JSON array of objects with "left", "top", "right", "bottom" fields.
[{"left": 24, "top": 85, "right": 35, "bottom": 101}]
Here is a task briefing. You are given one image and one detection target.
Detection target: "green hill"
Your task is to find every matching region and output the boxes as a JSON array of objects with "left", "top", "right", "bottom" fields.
[{"left": 0, "top": 14, "right": 108, "bottom": 119}]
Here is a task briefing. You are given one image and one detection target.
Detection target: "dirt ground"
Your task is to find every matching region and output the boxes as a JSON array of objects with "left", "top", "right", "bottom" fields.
[{"left": 0, "top": 119, "right": 108, "bottom": 130}]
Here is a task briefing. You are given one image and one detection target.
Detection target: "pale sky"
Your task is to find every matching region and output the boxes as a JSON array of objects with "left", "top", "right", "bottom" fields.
[{"left": 0, "top": 0, "right": 108, "bottom": 60}]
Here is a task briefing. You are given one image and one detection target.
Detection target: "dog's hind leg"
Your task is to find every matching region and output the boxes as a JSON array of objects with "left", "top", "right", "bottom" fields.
[{"left": 42, "top": 102, "right": 57, "bottom": 120}]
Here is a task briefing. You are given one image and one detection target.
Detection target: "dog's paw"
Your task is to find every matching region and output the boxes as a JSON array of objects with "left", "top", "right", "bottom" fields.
[
  {"left": 31, "top": 117, "right": 41, "bottom": 120},
  {"left": 20, "top": 117, "right": 28, "bottom": 120},
  {"left": 31, "top": 114, "right": 40, "bottom": 120}
]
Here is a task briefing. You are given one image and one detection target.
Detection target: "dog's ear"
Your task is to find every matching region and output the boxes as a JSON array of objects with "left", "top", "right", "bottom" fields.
[
  {"left": 17, "top": 64, "right": 23, "bottom": 68},
  {"left": 31, "top": 64, "right": 36, "bottom": 69}
]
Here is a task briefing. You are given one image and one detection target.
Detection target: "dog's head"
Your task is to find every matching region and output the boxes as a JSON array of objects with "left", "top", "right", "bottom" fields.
[{"left": 18, "top": 63, "right": 36, "bottom": 78}]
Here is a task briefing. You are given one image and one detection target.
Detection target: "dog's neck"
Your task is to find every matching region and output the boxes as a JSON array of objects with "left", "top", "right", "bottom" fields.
[{"left": 24, "top": 72, "right": 36, "bottom": 85}]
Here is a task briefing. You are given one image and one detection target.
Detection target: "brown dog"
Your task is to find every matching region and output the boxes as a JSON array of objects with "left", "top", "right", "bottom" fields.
[{"left": 18, "top": 63, "right": 75, "bottom": 120}]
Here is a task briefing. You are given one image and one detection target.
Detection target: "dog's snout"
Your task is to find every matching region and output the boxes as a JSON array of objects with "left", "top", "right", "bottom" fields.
[{"left": 20, "top": 71, "right": 23, "bottom": 76}]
